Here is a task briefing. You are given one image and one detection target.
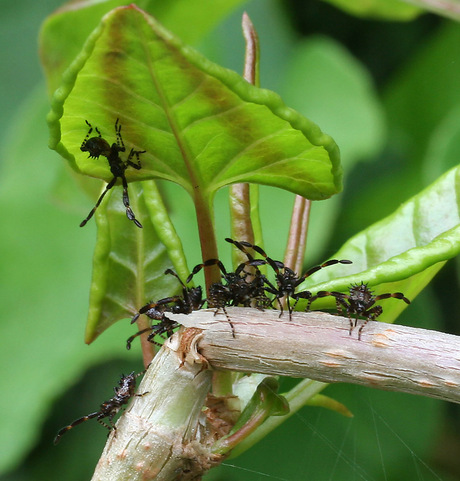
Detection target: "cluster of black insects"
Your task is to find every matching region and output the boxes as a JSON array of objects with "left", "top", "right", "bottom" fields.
[
  {"left": 55, "top": 120, "right": 411, "bottom": 444},
  {"left": 127, "top": 237, "right": 411, "bottom": 349},
  {"left": 75, "top": 118, "right": 410, "bottom": 345}
]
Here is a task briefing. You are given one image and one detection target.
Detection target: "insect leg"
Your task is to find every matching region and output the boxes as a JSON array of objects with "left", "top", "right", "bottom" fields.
[
  {"left": 215, "top": 305, "right": 235, "bottom": 338},
  {"left": 126, "top": 327, "right": 155, "bottom": 350},
  {"left": 120, "top": 174, "right": 143, "bottom": 228},
  {"left": 115, "top": 118, "right": 125, "bottom": 152},
  {"left": 357, "top": 306, "right": 383, "bottom": 340},
  {"left": 126, "top": 148, "right": 145, "bottom": 169},
  {"left": 80, "top": 177, "right": 117, "bottom": 227},
  {"left": 374, "top": 292, "right": 410, "bottom": 304}
]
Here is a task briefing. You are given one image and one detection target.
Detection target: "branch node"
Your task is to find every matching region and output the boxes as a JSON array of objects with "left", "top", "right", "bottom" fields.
[{"left": 166, "top": 327, "right": 210, "bottom": 369}]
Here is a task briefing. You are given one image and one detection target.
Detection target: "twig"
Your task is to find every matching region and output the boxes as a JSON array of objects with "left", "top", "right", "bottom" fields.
[
  {"left": 403, "top": 0, "right": 460, "bottom": 19},
  {"left": 172, "top": 307, "right": 460, "bottom": 404},
  {"left": 228, "top": 12, "right": 260, "bottom": 264}
]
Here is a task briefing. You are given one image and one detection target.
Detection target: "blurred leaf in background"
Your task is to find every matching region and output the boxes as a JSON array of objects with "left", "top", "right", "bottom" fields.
[
  {"left": 323, "top": 0, "right": 421, "bottom": 20},
  {"left": 279, "top": 34, "right": 385, "bottom": 260}
]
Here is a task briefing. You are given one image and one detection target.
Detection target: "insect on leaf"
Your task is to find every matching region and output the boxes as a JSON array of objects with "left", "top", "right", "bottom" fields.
[{"left": 48, "top": 4, "right": 342, "bottom": 205}]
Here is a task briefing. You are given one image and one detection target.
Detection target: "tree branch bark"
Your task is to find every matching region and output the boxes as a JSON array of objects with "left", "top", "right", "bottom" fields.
[
  {"left": 91, "top": 342, "right": 216, "bottom": 480},
  {"left": 92, "top": 307, "right": 460, "bottom": 480},
  {"left": 172, "top": 307, "right": 460, "bottom": 404}
]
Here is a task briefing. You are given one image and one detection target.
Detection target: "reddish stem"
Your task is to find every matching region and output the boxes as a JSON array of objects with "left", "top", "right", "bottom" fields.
[
  {"left": 228, "top": 12, "right": 260, "bottom": 266},
  {"left": 284, "top": 195, "right": 311, "bottom": 272}
]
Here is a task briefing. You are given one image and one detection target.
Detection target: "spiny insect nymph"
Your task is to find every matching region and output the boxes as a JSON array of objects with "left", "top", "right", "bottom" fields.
[{"left": 79, "top": 119, "right": 145, "bottom": 228}]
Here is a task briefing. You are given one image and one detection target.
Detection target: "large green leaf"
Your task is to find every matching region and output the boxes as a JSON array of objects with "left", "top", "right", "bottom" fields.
[
  {"left": 296, "top": 164, "right": 460, "bottom": 323},
  {"left": 39, "top": 0, "right": 248, "bottom": 95},
  {"left": 47, "top": 5, "right": 342, "bottom": 341},
  {"left": 48, "top": 5, "right": 342, "bottom": 203}
]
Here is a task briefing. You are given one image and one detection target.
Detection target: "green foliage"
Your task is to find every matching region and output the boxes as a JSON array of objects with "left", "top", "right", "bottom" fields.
[
  {"left": 85, "top": 182, "right": 187, "bottom": 342},
  {"left": 0, "top": 90, "right": 137, "bottom": 474},
  {"left": 281, "top": 36, "right": 385, "bottom": 166},
  {"left": 385, "top": 23, "right": 460, "bottom": 164},
  {"left": 213, "top": 377, "right": 290, "bottom": 455},
  {"left": 39, "top": 0, "right": 247, "bottom": 94},
  {"left": 323, "top": 0, "right": 421, "bottom": 20},
  {"left": 279, "top": 35, "right": 386, "bottom": 259},
  {"left": 424, "top": 104, "right": 460, "bottom": 183},
  {"left": 3, "top": 0, "right": 460, "bottom": 479},
  {"left": 47, "top": 5, "right": 342, "bottom": 339},
  {"left": 48, "top": 6, "right": 341, "bottom": 200},
  {"left": 301, "top": 164, "right": 460, "bottom": 322}
]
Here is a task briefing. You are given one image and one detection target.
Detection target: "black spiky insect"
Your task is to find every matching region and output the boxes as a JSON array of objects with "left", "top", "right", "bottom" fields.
[
  {"left": 307, "top": 281, "right": 411, "bottom": 339},
  {"left": 53, "top": 370, "right": 147, "bottom": 444},
  {"left": 127, "top": 269, "right": 205, "bottom": 349},
  {"left": 226, "top": 238, "right": 352, "bottom": 320},
  {"left": 186, "top": 243, "right": 273, "bottom": 337},
  {"left": 224, "top": 238, "right": 274, "bottom": 309},
  {"left": 186, "top": 258, "right": 238, "bottom": 337},
  {"left": 80, "top": 119, "right": 145, "bottom": 228}
]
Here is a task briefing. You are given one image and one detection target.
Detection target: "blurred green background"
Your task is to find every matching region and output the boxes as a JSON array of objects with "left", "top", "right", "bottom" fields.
[{"left": 1, "top": 0, "right": 460, "bottom": 479}]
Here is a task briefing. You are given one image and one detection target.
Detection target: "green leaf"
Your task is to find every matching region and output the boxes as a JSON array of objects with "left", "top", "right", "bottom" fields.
[
  {"left": 305, "top": 394, "right": 353, "bottom": 418},
  {"left": 423, "top": 104, "right": 460, "bottom": 184},
  {"left": 85, "top": 180, "right": 189, "bottom": 342},
  {"left": 39, "top": 0, "right": 248, "bottom": 95},
  {"left": 385, "top": 23, "right": 460, "bottom": 163},
  {"left": 228, "top": 378, "right": 328, "bottom": 459},
  {"left": 48, "top": 5, "right": 342, "bottom": 203},
  {"left": 297, "top": 164, "right": 460, "bottom": 322},
  {"left": 232, "top": 377, "right": 290, "bottom": 429},
  {"left": 40, "top": 0, "right": 125, "bottom": 96},
  {"left": 322, "top": 0, "right": 421, "bottom": 20}
]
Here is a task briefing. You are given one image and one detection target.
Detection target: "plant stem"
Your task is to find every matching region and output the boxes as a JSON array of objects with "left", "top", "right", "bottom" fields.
[
  {"left": 242, "top": 12, "right": 259, "bottom": 87},
  {"left": 193, "top": 192, "right": 221, "bottom": 288},
  {"left": 94, "top": 307, "right": 460, "bottom": 479},
  {"left": 137, "top": 317, "right": 156, "bottom": 367},
  {"left": 402, "top": 0, "right": 460, "bottom": 19},
  {"left": 284, "top": 195, "right": 311, "bottom": 272},
  {"left": 229, "top": 13, "right": 261, "bottom": 265}
]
